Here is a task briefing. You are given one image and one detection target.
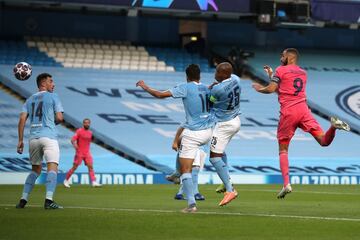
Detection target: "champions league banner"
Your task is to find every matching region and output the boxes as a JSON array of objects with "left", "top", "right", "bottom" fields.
[{"left": 27, "top": 0, "right": 251, "bottom": 13}]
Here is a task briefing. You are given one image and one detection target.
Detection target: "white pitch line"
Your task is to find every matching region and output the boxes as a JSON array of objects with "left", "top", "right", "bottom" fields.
[
  {"left": 239, "top": 188, "right": 360, "bottom": 196},
  {"left": 1, "top": 204, "right": 360, "bottom": 222}
]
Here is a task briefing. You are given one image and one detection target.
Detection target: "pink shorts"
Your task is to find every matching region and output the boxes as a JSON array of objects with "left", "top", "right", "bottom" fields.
[
  {"left": 73, "top": 153, "right": 93, "bottom": 166},
  {"left": 277, "top": 103, "right": 323, "bottom": 144}
]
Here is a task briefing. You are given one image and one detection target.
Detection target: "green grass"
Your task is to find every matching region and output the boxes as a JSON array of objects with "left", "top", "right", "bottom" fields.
[{"left": 0, "top": 184, "right": 359, "bottom": 240}]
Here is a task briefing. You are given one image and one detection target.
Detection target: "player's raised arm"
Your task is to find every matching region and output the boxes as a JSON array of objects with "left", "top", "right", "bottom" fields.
[
  {"left": 252, "top": 65, "right": 278, "bottom": 94},
  {"left": 136, "top": 80, "right": 172, "bottom": 98},
  {"left": 263, "top": 65, "right": 273, "bottom": 78}
]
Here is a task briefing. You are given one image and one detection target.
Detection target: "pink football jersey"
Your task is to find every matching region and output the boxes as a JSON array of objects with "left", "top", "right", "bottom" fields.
[
  {"left": 72, "top": 128, "right": 92, "bottom": 154},
  {"left": 272, "top": 64, "right": 307, "bottom": 109}
]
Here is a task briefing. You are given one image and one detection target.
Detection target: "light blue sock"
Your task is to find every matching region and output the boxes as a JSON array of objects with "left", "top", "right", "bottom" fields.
[
  {"left": 21, "top": 171, "right": 39, "bottom": 201},
  {"left": 180, "top": 173, "right": 195, "bottom": 207},
  {"left": 210, "top": 157, "right": 232, "bottom": 192},
  {"left": 222, "top": 153, "right": 228, "bottom": 166},
  {"left": 177, "top": 184, "right": 184, "bottom": 195},
  {"left": 45, "top": 171, "right": 57, "bottom": 201},
  {"left": 192, "top": 166, "right": 200, "bottom": 194}
]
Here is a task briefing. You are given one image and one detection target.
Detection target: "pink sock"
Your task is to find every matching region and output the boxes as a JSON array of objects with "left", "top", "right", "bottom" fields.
[
  {"left": 65, "top": 169, "right": 75, "bottom": 180},
  {"left": 89, "top": 169, "right": 96, "bottom": 182},
  {"left": 279, "top": 151, "right": 289, "bottom": 187},
  {"left": 321, "top": 126, "right": 336, "bottom": 146}
]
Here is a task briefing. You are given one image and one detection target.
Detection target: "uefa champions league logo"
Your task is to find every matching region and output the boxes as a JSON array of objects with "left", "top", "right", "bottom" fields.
[
  {"left": 336, "top": 86, "right": 360, "bottom": 120},
  {"left": 132, "top": 0, "right": 219, "bottom": 11}
]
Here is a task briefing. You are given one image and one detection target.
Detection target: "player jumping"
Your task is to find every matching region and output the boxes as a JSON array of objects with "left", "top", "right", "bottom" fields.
[
  {"left": 252, "top": 48, "right": 350, "bottom": 199},
  {"left": 208, "top": 62, "right": 242, "bottom": 206},
  {"left": 136, "top": 64, "right": 214, "bottom": 213}
]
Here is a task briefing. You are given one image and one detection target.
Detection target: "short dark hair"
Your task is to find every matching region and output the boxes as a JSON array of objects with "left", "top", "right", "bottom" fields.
[
  {"left": 186, "top": 64, "right": 200, "bottom": 81},
  {"left": 36, "top": 73, "right": 52, "bottom": 88},
  {"left": 83, "top": 118, "right": 91, "bottom": 123},
  {"left": 286, "top": 48, "right": 299, "bottom": 58}
]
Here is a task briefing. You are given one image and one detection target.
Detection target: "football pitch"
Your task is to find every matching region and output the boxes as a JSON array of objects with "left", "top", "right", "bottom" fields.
[{"left": 0, "top": 184, "right": 359, "bottom": 240}]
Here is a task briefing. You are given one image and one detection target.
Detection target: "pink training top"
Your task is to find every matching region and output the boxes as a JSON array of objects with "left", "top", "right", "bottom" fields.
[
  {"left": 72, "top": 128, "right": 92, "bottom": 154},
  {"left": 271, "top": 64, "right": 307, "bottom": 109}
]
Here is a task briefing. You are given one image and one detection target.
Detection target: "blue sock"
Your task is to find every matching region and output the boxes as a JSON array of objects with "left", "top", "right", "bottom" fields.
[
  {"left": 180, "top": 173, "right": 195, "bottom": 207},
  {"left": 210, "top": 157, "right": 232, "bottom": 192},
  {"left": 21, "top": 171, "right": 39, "bottom": 201},
  {"left": 222, "top": 153, "right": 228, "bottom": 166},
  {"left": 192, "top": 166, "right": 200, "bottom": 194},
  {"left": 45, "top": 171, "right": 57, "bottom": 201},
  {"left": 177, "top": 184, "right": 184, "bottom": 195}
]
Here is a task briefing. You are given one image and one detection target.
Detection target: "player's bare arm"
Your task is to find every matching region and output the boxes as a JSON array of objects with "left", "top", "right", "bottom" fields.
[
  {"left": 252, "top": 81, "right": 278, "bottom": 94},
  {"left": 136, "top": 80, "right": 173, "bottom": 98},
  {"left": 172, "top": 127, "right": 184, "bottom": 151},
  {"left": 17, "top": 112, "right": 28, "bottom": 154},
  {"left": 252, "top": 64, "right": 278, "bottom": 94}
]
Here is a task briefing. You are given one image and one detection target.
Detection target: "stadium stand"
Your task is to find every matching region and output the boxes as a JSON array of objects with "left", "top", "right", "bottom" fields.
[
  {"left": 1, "top": 64, "right": 359, "bottom": 184},
  {"left": 0, "top": 40, "right": 61, "bottom": 67},
  {"left": 0, "top": 37, "right": 212, "bottom": 73},
  {"left": 25, "top": 36, "right": 176, "bottom": 71},
  {"left": 147, "top": 47, "right": 211, "bottom": 72}
]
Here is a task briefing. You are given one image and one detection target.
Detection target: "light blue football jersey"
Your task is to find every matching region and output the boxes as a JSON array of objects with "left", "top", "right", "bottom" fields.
[
  {"left": 22, "top": 91, "right": 64, "bottom": 140},
  {"left": 210, "top": 74, "right": 242, "bottom": 122},
  {"left": 169, "top": 81, "right": 214, "bottom": 131}
]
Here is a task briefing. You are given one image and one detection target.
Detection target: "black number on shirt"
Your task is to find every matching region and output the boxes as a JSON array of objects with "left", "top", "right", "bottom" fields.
[
  {"left": 31, "top": 101, "right": 43, "bottom": 122},
  {"left": 199, "top": 94, "right": 210, "bottom": 113},
  {"left": 293, "top": 78, "right": 303, "bottom": 96},
  {"left": 227, "top": 86, "right": 240, "bottom": 110}
]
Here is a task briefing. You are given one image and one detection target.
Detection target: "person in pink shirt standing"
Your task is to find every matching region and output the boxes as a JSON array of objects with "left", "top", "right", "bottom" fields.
[
  {"left": 252, "top": 48, "right": 350, "bottom": 199},
  {"left": 63, "top": 118, "right": 101, "bottom": 188}
]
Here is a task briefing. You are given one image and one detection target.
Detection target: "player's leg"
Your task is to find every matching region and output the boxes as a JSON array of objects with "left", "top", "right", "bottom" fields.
[
  {"left": 276, "top": 110, "right": 296, "bottom": 199},
  {"left": 215, "top": 152, "right": 228, "bottom": 193},
  {"left": 310, "top": 118, "right": 349, "bottom": 147},
  {"left": 299, "top": 106, "right": 350, "bottom": 146},
  {"left": 179, "top": 128, "right": 212, "bottom": 212},
  {"left": 179, "top": 157, "right": 196, "bottom": 212},
  {"left": 85, "top": 154, "right": 101, "bottom": 187},
  {"left": 64, "top": 156, "right": 81, "bottom": 188},
  {"left": 192, "top": 148, "right": 206, "bottom": 200},
  {"left": 166, "top": 153, "right": 181, "bottom": 184},
  {"left": 210, "top": 117, "right": 240, "bottom": 206},
  {"left": 43, "top": 138, "right": 63, "bottom": 209},
  {"left": 16, "top": 139, "right": 42, "bottom": 208}
]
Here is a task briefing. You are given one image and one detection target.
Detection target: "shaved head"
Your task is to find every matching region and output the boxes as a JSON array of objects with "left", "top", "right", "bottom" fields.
[
  {"left": 215, "top": 62, "right": 233, "bottom": 82},
  {"left": 281, "top": 48, "right": 299, "bottom": 66}
]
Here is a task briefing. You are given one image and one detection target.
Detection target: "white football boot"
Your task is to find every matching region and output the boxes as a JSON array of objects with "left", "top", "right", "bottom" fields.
[
  {"left": 330, "top": 117, "right": 350, "bottom": 131},
  {"left": 277, "top": 184, "right": 292, "bottom": 199},
  {"left": 63, "top": 179, "right": 71, "bottom": 188}
]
